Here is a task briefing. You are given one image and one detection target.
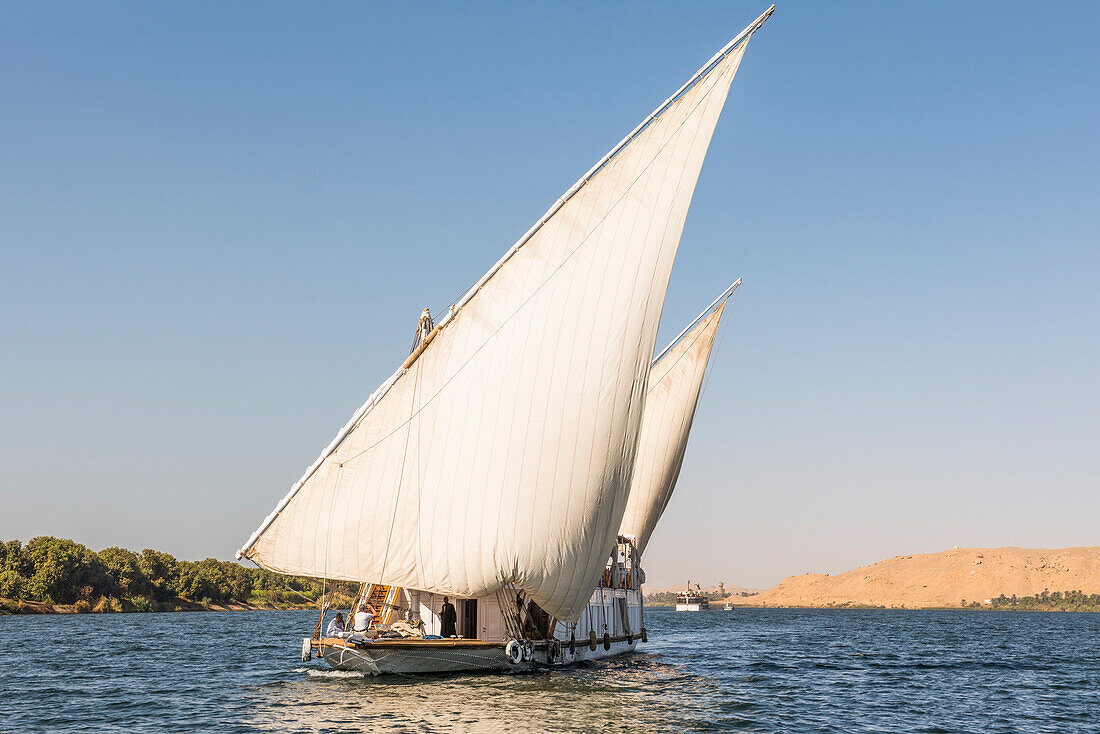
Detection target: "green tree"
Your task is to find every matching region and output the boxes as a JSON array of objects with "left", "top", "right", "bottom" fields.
[
  {"left": 23, "top": 537, "right": 109, "bottom": 603},
  {"left": 1, "top": 540, "right": 28, "bottom": 576},
  {"left": 138, "top": 549, "right": 180, "bottom": 601},
  {"left": 174, "top": 559, "right": 231, "bottom": 603},
  {"left": 222, "top": 562, "right": 254, "bottom": 602},
  {"left": 98, "top": 547, "right": 150, "bottom": 597},
  {"left": 0, "top": 568, "right": 24, "bottom": 599}
]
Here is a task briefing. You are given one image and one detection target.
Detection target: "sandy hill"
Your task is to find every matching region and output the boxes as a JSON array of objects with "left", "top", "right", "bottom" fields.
[{"left": 736, "top": 546, "right": 1100, "bottom": 609}]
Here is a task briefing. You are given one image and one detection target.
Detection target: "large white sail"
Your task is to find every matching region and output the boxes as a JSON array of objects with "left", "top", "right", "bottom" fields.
[
  {"left": 238, "top": 13, "right": 768, "bottom": 622},
  {"left": 618, "top": 287, "right": 734, "bottom": 555}
]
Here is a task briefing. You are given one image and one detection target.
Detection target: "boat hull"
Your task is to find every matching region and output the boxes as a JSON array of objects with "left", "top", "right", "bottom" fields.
[
  {"left": 318, "top": 640, "right": 510, "bottom": 675},
  {"left": 311, "top": 578, "right": 644, "bottom": 675},
  {"left": 315, "top": 635, "right": 639, "bottom": 675}
]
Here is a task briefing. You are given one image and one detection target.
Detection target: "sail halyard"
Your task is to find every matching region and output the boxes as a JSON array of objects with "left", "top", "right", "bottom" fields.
[
  {"left": 237, "top": 12, "right": 769, "bottom": 622},
  {"left": 617, "top": 281, "right": 739, "bottom": 555}
]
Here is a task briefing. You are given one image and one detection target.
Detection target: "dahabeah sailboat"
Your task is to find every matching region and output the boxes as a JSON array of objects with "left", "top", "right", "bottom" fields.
[{"left": 237, "top": 6, "right": 772, "bottom": 674}]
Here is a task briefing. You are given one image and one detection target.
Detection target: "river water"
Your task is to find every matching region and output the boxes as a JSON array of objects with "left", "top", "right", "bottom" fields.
[{"left": 1, "top": 607, "right": 1096, "bottom": 732}]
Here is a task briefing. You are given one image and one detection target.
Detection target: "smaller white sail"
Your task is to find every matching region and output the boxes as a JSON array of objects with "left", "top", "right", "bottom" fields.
[{"left": 618, "top": 282, "right": 737, "bottom": 554}]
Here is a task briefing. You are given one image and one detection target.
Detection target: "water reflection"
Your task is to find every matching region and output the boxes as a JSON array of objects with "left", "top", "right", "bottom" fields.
[{"left": 244, "top": 655, "right": 723, "bottom": 734}]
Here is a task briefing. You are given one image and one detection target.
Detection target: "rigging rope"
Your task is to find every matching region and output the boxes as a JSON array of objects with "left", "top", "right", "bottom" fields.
[
  {"left": 697, "top": 286, "right": 739, "bottom": 405},
  {"left": 376, "top": 356, "right": 421, "bottom": 585},
  {"left": 334, "top": 62, "right": 735, "bottom": 470}
]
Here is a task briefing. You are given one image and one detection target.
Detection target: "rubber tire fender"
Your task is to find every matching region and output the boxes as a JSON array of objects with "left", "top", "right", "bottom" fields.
[{"left": 506, "top": 639, "right": 523, "bottom": 665}]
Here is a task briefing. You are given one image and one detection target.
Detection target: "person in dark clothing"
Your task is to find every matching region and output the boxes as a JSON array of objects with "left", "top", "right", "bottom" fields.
[
  {"left": 523, "top": 598, "right": 549, "bottom": 639},
  {"left": 440, "top": 596, "right": 457, "bottom": 638}
]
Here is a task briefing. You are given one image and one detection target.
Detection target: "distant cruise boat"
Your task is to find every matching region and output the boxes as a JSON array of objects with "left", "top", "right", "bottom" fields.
[
  {"left": 676, "top": 589, "right": 710, "bottom": 612},
  {"left": 237, "top": 6, "right": 774, "bottom": 675}
]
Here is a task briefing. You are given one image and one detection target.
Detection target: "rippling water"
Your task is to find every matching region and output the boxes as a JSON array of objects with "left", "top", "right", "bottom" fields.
[{"left": 2, "top": 607, "right": 1097, "bottom": 732}]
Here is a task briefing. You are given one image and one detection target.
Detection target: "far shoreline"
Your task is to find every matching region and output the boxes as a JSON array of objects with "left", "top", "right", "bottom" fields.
[
  {"left": 646, "top": 600, "right": 1100, "bottom": 613},
  {"left": 0, "top": 597, "right": 320, "bottom": 616},
  {"left": 9, "top": 599, "right": 1095, "bottom": 616}
]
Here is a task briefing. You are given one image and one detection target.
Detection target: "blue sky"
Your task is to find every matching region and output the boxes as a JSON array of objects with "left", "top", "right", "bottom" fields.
[{"left": 2, "top": 1, "right": 1097, "bottom": 588}]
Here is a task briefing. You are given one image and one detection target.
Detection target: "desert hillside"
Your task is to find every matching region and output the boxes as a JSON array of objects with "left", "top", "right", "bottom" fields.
[{"left": 735, "top": 546, "right": 1100, "bottom": 609}]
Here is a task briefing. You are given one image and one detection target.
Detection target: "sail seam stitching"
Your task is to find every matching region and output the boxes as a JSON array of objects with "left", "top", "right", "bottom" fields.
[
  {"left": 236, "top": 10, "right": 770, "bottom": 566},
  {"left": 333, "top": 66, "right": 731, "bottom": 470}
]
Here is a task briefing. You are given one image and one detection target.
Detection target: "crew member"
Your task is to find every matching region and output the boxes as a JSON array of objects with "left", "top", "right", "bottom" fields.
[
  {"left": 523, "top": 598, "right": 549, "bottom": 639},
  {"left": 353, "top": 604, "right": 377, "bottom": 632},
  {"left": 440, "top": 596, "right": 457, "bottom": 638},
  {"left": 326, "top": 612, "right": 346, "bottom": 638}
]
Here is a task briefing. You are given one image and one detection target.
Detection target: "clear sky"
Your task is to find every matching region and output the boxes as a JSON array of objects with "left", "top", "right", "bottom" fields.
[{"left": 2, "top": 2, "right": 1097, "bottom": 589}]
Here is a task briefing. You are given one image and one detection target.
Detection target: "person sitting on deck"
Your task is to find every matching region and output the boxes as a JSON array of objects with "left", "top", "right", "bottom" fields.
[
  {"left": 326, "top": 612, "right": 346, "bottom": 638},
  {"left": 353, "top": 604, "right": 377, "bottom": 632},
  {"left": 440, "top": 596, "right": 457, "bottom": 638}
]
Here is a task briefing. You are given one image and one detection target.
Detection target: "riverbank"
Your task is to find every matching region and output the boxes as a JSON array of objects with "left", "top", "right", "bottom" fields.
[
  {"left": 0, "top": 596, "right": 322, "bottom": 615},
  {"left": 1, "top": 536, "right": 357, "bottom": 615}
]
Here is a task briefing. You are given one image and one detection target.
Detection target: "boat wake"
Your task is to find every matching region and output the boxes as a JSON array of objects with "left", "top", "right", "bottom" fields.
[{"left": 294, "top": 667, "right": 367, "bottom": 679}]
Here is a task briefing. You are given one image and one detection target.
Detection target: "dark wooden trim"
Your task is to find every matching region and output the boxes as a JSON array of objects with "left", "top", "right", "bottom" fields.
[{"left": 315, "top": 637, "right": 502, "bottom": 650}]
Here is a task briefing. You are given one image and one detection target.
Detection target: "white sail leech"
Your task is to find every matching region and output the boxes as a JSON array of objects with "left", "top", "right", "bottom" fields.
[
  {"left": 618, "top": 284, "right": 737, "bottom": 555},
  {"left": 238, "top": 17, "right": 766, "bottom": 623}
]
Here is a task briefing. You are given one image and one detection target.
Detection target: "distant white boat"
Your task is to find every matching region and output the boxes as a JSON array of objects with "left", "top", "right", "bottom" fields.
[
  {"left": 676, "top": 589, "right": 711, "bottom": 612},
  {"left": 237, "top": 6, "right": 774, "bottom": 675}
]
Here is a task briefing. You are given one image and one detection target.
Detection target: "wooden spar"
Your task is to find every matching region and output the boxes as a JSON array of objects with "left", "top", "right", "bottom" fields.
[
  {"left": 401, "top": 322, "right": 443, "bottom": 369},
  {"left": 651, "top": 277, "right": 741, "bottom": 365},
  {"left": 235, "top": 8, "right": 773, "bottom": 561},
  {"left": 399, "top": 9, "right": 769, "bottom": 373},
  {"left": 439, "top": 6, "right": 773, "bottom": 325},
  {"left": 312, "top": 599, "right": 330, "bottom": 641},
  {"left": 237, "top": 367, "right": 403, "bottom": 559}
]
